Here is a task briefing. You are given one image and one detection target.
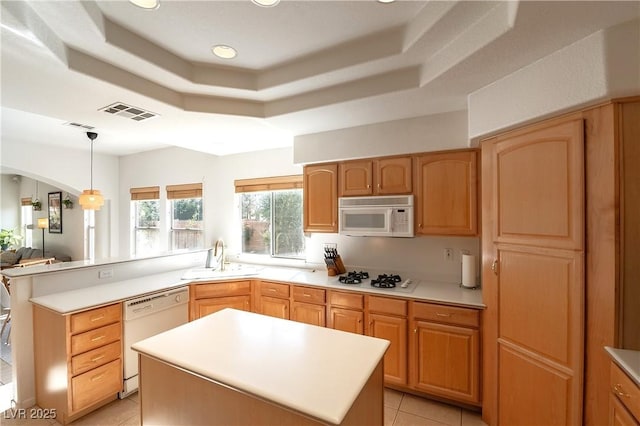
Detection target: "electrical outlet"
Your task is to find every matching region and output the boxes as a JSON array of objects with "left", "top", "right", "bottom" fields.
[
  {"left": 98, "top": 268, "right": 114, "bottom": 279},
  {"left": 444, "top": 248, "right": 453, "bottom": 261}
]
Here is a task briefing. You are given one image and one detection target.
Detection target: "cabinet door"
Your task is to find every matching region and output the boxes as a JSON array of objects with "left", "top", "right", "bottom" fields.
[
  {"left": 193, "top": 296, "right": 251, "bottom": 320},
  {"left": 329, "top": 307, "right": 363, "bottom": 334},
  {"left": 410, "top": 320, "right": 479, "bottom": 404},
  {"left": 339, "top": 161, "right": 373, "bottom": 196},
  {"left": 260, "top": 296, "right": 290, "bottom": 320},
  {"left": 414, "top": 150, "right": 477, "bottom": 235},
  {"left": 610, "top": 394, "right": 640, "bottom": 426},
  {"left": 376, "top": 157, "right": 412, "bottom": 194},
  {"left": 482, "top": 117, "right": 584, "bottom": 425},
  {"left": 303, "top": 164, "right": 338, "bottom": 233},
  {"left": 292, "top": 302, "right": 326, "bottom": 327},
  {"left": 366, "top": 313, "right": 407, "bottom": 386}
]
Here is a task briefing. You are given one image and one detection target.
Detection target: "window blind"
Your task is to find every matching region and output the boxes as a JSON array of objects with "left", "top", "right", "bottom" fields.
[
  {"left": 234, "top": 175, "right": 303, "bottom": 193},
  {"left": 21, "top": 197, "right": 33, "bottom": 206},
  {"left": 130, "top": 186, "right": 160, "bottom": 201},
  {"left": 166, "top": 183, "right": 202, "bottom": 200}
]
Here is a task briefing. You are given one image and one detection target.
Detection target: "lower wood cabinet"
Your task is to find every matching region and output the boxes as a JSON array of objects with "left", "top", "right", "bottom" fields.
[
  {"left": 190, "top": 280, "right": 252, "bottom": 320},
  {"left": 328, "top": 290, "right": 364, "bottom": 334},
  {"left": 409, "top": 301, "right": 481, "bottom": 405},
  {"left": 257, "top": 281, "right": 290, "bottom": 320},
  {"left": 610, "top": 361, "right": 640, "bottom": 425},
  {"left": 291, "top": 285, "right": 326, "bottom": 326},
  {"left": 33, "top": 303, "right": 123, "bottom": 424},
  {"left": 187, "top": 280, "right": 482, "bottom": 408},
  {"left": 365, "top": 296, "right": 408, "bottom": 386}
]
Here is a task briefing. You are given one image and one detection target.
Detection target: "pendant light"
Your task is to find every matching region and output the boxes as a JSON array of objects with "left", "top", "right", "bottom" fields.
[{"left": 79, "top": 131, "right": 104, "bottom": 210}]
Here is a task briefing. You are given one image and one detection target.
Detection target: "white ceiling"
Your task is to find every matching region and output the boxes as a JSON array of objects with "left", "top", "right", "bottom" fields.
[{"left": 1, "top": 0, "right": 639, "bottom": 156}]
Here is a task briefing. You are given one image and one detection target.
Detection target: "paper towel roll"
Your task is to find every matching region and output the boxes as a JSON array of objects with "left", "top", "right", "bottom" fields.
[{"left": 461, "top": 254, "right": 476, "bottom": 288}]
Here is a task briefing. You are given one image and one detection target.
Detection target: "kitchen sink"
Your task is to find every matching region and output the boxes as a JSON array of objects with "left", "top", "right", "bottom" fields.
[{"left": 181, "top": 265, "right": 261, "bottom": 280}]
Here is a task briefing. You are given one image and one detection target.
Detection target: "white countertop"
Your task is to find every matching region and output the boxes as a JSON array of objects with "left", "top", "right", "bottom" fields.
[
  {"left": 132, "top": 308, "right": 389, "bottom": 425},
  {"left": 606, "top": 346, "right": 640, "bottom": 387},
  {"left": 30, "top": 264, "right": 484, "bottom": 314}
]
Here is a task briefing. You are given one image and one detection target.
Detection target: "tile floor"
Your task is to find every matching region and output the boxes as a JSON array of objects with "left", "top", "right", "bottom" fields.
[{"left": 0, "top": 387, "right": 486, "bottom": 426}]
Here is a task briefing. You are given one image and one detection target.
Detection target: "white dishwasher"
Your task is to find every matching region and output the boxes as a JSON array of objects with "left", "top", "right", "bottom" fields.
[{"left": 120, "top": 286, "right": 189, "bottom": 398}]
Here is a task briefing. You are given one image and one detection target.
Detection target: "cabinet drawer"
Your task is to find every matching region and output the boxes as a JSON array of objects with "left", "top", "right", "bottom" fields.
[
  {"left": 329, "top": 291, "right": 364, "bottom": 309},
  {"left": 193, "top": 280, "right": 252, "bottom": 299},
  {"left": 70, "top": 304, "right": 121, "bottom": 335},
  {"left": 611, "top": 362, "right": 640, "bottom": 421},
  {"left": 71, "top": 358, "right": 122, "bottom": 413},
  {"left": 412, "top": 302, "right": 480, "bottom": 328},
  {"left": 292, "top": 286, "right": 325, "bottom": 304},
  {"left": 260, "top": 281, "right": 290, "bottom": 298},
  {"left": 71, "top": 322, "right": 121, "bottom": 355},
  {"left": 71, "top": 341, "right": 121, "bottom": 376},
  {"left": 368, "top": 296, "right": 407, "bottom": 316}
]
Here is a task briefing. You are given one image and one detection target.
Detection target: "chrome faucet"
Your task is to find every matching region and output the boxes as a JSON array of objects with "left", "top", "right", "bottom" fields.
[{"left": 214, "top": 238, "right": 225, "bottom": 271}]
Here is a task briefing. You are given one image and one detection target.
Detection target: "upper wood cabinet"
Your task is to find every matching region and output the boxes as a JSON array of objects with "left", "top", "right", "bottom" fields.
[
  {"left": 303, "top": 163, "right": 338, "bottom": 233},
  {"left": 414, "top": 150, "right": 478, "bottom": 236},
  {"left": 339, "top": 157, "right": 412, "bottom": 197}
]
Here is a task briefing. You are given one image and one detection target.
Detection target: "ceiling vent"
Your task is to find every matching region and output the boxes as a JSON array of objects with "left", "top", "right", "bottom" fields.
[
  {"left": 64, "top": 121, "right": 95, "bottom": 130},
  {"left": 99, "top": 102, "right": 158, "bottom": 122}
]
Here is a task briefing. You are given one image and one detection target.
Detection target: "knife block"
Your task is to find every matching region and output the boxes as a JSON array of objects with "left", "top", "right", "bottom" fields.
[{"left": 334, "top": 255, "right": 346, "bottom": 274}]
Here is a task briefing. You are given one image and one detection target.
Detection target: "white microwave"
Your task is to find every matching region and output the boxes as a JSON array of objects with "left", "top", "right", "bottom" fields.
[{"left": 338, "top": 195, "right": 414, "bottom": 237}]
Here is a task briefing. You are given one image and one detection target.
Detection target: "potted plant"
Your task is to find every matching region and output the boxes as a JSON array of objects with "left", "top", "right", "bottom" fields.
[
  {"left": 0, "top": 228, "right": 23, "bottom": 251},
  {"left": 32, "top": 199, "right": 42, "bottom": 211},
  {"left": 63, "top": 195, "right": 73, "bottom": 209}
]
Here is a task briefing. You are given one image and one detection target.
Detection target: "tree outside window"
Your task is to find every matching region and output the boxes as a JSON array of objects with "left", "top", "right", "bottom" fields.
[
  {"left": 133, "top": 200, "right": 160, "bottom": 256},
  {"left": 241, "top": 189, "right": 304, "bottom": 259}
]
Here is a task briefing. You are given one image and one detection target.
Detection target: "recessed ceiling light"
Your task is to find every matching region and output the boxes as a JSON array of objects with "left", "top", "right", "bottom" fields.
[
  {"left": 212, "top": 45, "right": 237, "bottom": 59},
  {"left": 129, "top": 0, "right": 160, "bottom": 10},
  {"left": 377, "top": 0, "right": 396, "bottom": 3},
  {"left": 252, "top": 0, "right": 280, "bottom": 7}
]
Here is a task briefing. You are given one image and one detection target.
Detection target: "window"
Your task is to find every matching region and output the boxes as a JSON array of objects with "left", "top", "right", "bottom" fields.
[
  {"left": 20, "top": 197, "right": 33, "bottom": 247},
  {"left": 130, "top": 187, "right": 160, "bottom": 256},
  {"left": 236, "top": 176, "right": 304, "bottom": 259},
  {"left": 167, "top": 183, "right": 204, "bottom": 250}
]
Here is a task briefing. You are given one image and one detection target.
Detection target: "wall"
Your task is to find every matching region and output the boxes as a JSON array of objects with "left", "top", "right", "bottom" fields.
[
  {"left": 468, "top": 18, "right": 640, "bottom": 140},
  {"left": 1, "top": 138, "right": 119, "bottom": 259},
  {"left": 1, "top": 174, "right": 20, "bottom": 229},
  {"left": 292, "top": 110, "right": 469, "bottom": 164}
]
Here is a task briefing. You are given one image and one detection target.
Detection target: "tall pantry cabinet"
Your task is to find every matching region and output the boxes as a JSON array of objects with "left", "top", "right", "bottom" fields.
[{"left": 481, "top": 97, "right": 640, "bottom": 426}]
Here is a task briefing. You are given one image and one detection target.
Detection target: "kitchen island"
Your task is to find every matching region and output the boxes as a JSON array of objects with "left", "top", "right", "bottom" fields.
[{"left": 132, "top": 308, "right": 390, "bottom": 425}]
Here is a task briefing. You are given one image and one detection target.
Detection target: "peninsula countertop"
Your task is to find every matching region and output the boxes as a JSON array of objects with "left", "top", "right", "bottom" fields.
[
  {"left": 606, "top": 346, "right": 640, "bottom": 387},
  {"left": 132, "top": 308, "right": 389, "bottom": 425},
  {"left": 29, "top": 263, "right": 484, "bottom": 314}
]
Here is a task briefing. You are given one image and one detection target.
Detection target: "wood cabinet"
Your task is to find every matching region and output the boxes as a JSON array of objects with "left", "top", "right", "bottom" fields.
[
  {"left": 414, "top": 150, "right": 478, "bottom": 236},
  {"left": 409, "top": 302, "right": 480, "bottom": 405},
  {"left": 328, "top": 290, "right": 364, "bottom": 334},
  {"left": 257, "top": 281, "right": 290, "bottom": 320},
  {"left": 291, "top": 285, "right": 326, "bottom": 327},
  {"left": 190, "top": 280, "right": 252, "bottom": 320},
  {"left": 339, "top": 157, "right": 412, "bottom": 196},
  {"left": 365, "top": 296, "right": 408, "bottom": 386},
  {"left": 482, "top": 115, "right": 585, "bottom": 424},
  {"left": 33, "top": 303, "right": 123, "bottom": 424},
  {"left": 610, "top": 362, "right": 640, "bottom": 425},
  {"left": 303, "top": 163, "right": 338, "bottom": 233}
]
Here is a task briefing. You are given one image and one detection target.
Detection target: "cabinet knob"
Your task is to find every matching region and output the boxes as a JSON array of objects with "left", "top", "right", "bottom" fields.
[
  {"left": 413, "top": 328, "right": 417, "bottom": 333},
  {"left": 613, "top": 384, "right": 631, "bottom": 398},
  {"left": 367, "top": 184, "right": 371, "bottom": 189}
]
